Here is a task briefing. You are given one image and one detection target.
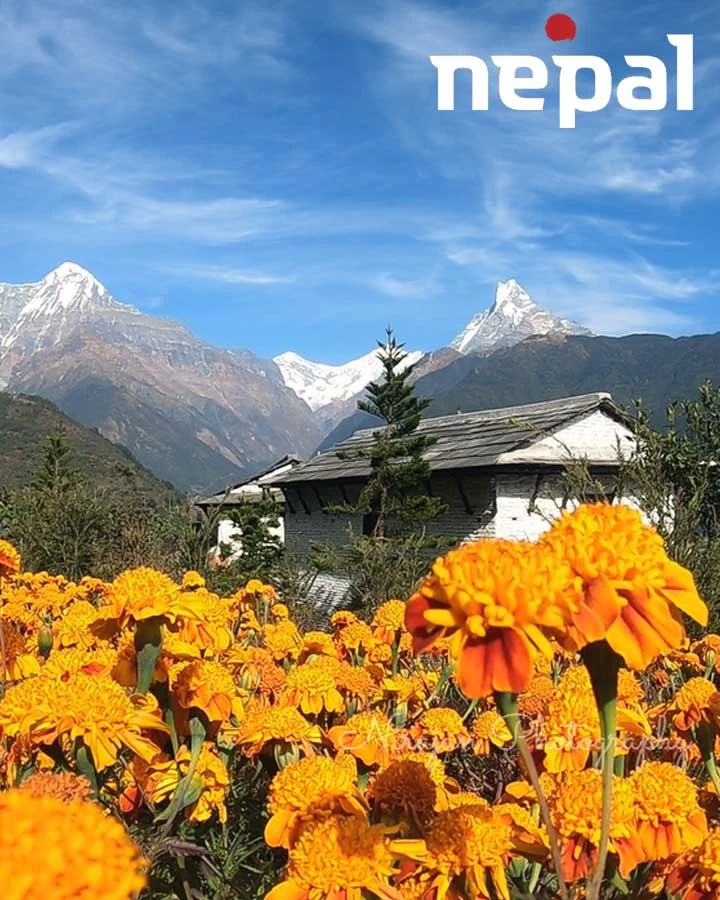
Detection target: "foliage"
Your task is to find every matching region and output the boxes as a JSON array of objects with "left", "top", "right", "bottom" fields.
[
  {"left": 321, "top": 330, "right": 449, "bottom": 613},
  {"left": 627, "top": 380, "right": 720, "bottom": 629},
  {"left": 332, "top": 328, "right": 446, "bottom": 538}
]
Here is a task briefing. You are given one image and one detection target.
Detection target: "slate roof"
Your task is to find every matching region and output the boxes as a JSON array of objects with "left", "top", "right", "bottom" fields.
[
  {"left": 197, "top": 455, "right": 301, "bottom": 506},
  {"left": 272, "top": 393, "right": 627, "bottom": 485}
]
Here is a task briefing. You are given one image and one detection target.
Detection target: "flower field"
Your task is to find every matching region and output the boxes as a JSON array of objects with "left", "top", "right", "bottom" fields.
[{"left": 2, "top": 503, "right": 720, "bottom": 898}]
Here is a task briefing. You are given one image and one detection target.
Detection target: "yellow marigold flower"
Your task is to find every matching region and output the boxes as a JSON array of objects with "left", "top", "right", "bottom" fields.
[
  {"left": 265, "top": 754, "right": 366, "bottom": 849},
  {"left": 540, "top": 503, "right": 708, "bottom": 669},
  {"left": 471, "top": 709, "right": 512, "bottom": 757},
  {"left": 54, "top": 599, "right": 105, "bottom": 651},
  {"left": 369, "top": 758, "right": 439, "bottom": 828},
  {"left": 97, "top": 567, "right": 207, "bottom": 633},
  {"left": 181, "top": 570, "right": 206, "bottom": 589},
  {"left": 174, "top": 588, "right": 234, "bottom": 654},
  {"left": 231, "top": 701, "right": 323, "bottom": 758},
  {"left": 271, "top": 602, "right": 290, "bottom": 620},
  {"left": 665, "top": 677, "right": 718, "bottom": 734},
  {"left": 336, "top": 620, "right": 376, "bottom": 656},
  {"left": 330, "top": 659, "right": 377, "bottom": 707},
  {"left": 0, "top": 540, "right": 21, "bottom": 576},
  {"left": 300, "top": 630, "right": 338, "bottom": 660},
  {"left": 226, "top": 645, "right": 287, "bottom": 697},
  {"left": 43, "top": 645, "right": 118, "bottom": 681},
  {"left": 380, "top": 674, "right": 427, "bottom": 709},
  {"left": 395, "top": 803, "right": 515, "bottom": 900},
  {"left": 266, "top": 813, "right": 401, "bottom": 900},
  {"left": 53, "top": 672, "right": 168, "bottom": 770},
  {"left": 243, "top": 578, "right": 278, "bottom": 603},
  {"left": 540, "top": 665, "right": 600, "bottom": 772},
  {"left": 152, "top": 742, "right": 230, "bottom": 824},
  {"left": 667, "top": 826, "right": 720, "bottom": 900},
  {"left": 0, "top": 620, "right": 41, "bottom": 682},
  {"left": 629, "top": 761, "right": 707, "bottom": 868},
  {"left": 0, "top": 789, "right": 146, "bottom": 899},
  {"left": 20, "top": 771, "right": 92, "bottom": 802},
  {"left": 328, "top": 710, "right": 395, "bottom": 767},
  {"left": 331, "top": 610, "right": 359, "bottom": 630},
  {"left": 264, "top": 620, "right": 303, "bottom": 662},
  {"left": 405, "top": 539, "right": 574, "bottom": 698},
  {"left": 282, "top": 664, "right": 345, "bottom": 716},
  {"left": 409, "top": 707, "right": 470, "bottom": 754},
  {"left": 549, "top": 768, "right": 636, "bottom": 882},
  {"left": 172, "top": 659, "right": 244, "bottom": 725},
  {"left": 518, "top": 674, "right": 555, "bottom": 720},
  {"left": 372, "top": 600, "right": 407, "bottom": 644}
]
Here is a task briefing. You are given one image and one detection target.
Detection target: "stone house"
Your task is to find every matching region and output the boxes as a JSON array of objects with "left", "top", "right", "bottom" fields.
[
  {"left": 196, "top": 455, "right": 301, "bottom": 562},
  {"left": 271, "top": 393, "right": 638, "bottom": 562}
]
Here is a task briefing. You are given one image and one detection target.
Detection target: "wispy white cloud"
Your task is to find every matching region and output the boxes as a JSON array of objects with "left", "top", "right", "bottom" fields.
[
  {"left": 166, "top": 263, "right": 294, "bottom": 286},
  {"left": 369, "top": 271, "right": 439, "bottom": 298}
]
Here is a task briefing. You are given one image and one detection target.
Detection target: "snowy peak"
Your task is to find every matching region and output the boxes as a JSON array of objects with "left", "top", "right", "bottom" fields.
[
  {"left": 451, "top": 279, "right": 592, "bottom": 355},
  {"left": 274, "top": 347, "right": 423, "bottom": 411},
  {"left": 21, "top": 262, "right": 115, "bottom": 318}
]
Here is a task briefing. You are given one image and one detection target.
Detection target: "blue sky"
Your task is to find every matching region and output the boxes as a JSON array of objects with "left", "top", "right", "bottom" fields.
[{"left": 0, "top": 0, "right": 718, "bottom": 363}]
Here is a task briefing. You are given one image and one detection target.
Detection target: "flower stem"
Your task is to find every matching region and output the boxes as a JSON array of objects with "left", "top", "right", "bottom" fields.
[
  {"left": 697, "top": 721, "right": 720, "bottom": 797},
  {"left": 581, "top": 642, "right": 621, "bottom": 900},
  {"left": 495, "top": 690, "right": 569, "bottom": 900}
]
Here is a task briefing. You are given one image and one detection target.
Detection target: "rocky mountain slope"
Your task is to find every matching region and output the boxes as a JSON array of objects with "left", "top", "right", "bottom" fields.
[
  {"left": 450, "top": 279, "right": 592, "bottom": 355},
  {"left": 321, "top": 332, "right": 720, "bottom": 449},
  {"left": 0, "top": 264, "right": 322, "bottom": 492},
  {"left": 0, "top": 391, "right": 175, "bottom": 499}
]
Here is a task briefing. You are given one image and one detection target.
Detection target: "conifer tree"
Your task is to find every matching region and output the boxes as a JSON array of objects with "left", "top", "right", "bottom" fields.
[{"left": 336, "top": 328, "right": 446, "bottom": 538}]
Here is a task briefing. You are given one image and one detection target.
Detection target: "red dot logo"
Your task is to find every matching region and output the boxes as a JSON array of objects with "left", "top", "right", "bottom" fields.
[{"left": 545, "top": 13, "right": 577, "bottom": 41}]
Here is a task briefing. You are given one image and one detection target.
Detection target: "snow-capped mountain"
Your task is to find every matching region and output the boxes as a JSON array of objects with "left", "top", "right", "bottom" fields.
[
  {"left": 274, "top": 348, "right": 423, "bottom": 412},
  {"left": 451, "top": 279, "right": 592, "bottom": 355},
  {"left": 0, "top": 263, "right": 322, "bottom": 490}
]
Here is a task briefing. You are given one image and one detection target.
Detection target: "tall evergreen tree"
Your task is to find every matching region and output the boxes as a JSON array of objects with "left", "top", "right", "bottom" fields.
[{"left": 336, "top": 328, "right": 446, "bottom": 538}]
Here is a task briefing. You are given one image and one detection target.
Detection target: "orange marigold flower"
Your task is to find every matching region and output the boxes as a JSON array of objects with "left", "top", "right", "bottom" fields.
[
  {"left": 226, "top": 645, "right": 287, "bottom": 697},
  {"left": 370, "top": 758, "right": 440, "bottom": 827},
  {"left": 409, "top": 707, "right": 470, "bottom": 754},
  {"left": 667, "top": 826, "right": 720, "bottom": 900},
  {"left": 540, "top": 503, "right": 708, "bottom": 669},
  {"left": 181, "top": 570, "right": 206, "bottom": 589},
  {"left": 692, "top": 634, "right": 720, "bottom": 674},
  {"left": 300, "top": 630, "right": 338, "bottom": 660},
  {"left": 665, "top": 677, "right": 718, "bottom": 734},
  {"left": 331, "top": 610, "right": 359, "bottom": 630},
  {"left": 0, "top": 620, "right": 41, "bottom": 682},
  {"left": 470, "top": 709, "right": 512, "bottom": 757},
  {"left": 549, "top": 768, "right": 637, "bottom": 882},
  {"left": 628, "top": 761, "right": 707, "bottom": 868},
  {"left": 174, "top": 588, "right": 234, "bottom": 654},
  {"left": 394, "top": 803, "right": 515, "bottom": 900},
  {"left": 96, "top": 567, "right": 207, "bottom": 633},
  {"left": 0, "top": 540, "right": 21, "bottom": 577},
  {"left": 0, "top": 671, "right": 167, "bottom": 771},
  {"left": 518, "top": 674, "right": 555, "bottom": 720},
  {"left": 152, "top": 742, "right": 230, "bottom": 824},
  {"left": 405, "top": 539, "right": 574, "bottom": 698},
  {"left": 372, "top": 600, "right": 408, "bottom": 644},
  {"left": 264, "top": 620, "right": 303, "bottom": 662},
  {"left": 282, "top": 663, "right": 345, "bottom": 716},
  {"left": 266, "top": 812, "right": 401, "bottom": 900},
  {"left": 0, "top": 789, "right": 146, "bottom": 899},
  {"left": 265, "top": 754, "right": 366, "bottom": 849},
  {"left": 336, "top": 620, "right": 376, "bottom": 656},
  {"left": 231, "top": 701, "right": 323, "bottom": 758},
  {"left": 171, "top": 659, "right": 244, "bottom": 725},
  {"left": 328, "top": 710, "right": 395, "bottom": 767},
  {"left": 54, "top": 600, "right": 105, "bottom": 651},
  {"left": 20, "top": 771, "right": 93, "bottom": 803}
]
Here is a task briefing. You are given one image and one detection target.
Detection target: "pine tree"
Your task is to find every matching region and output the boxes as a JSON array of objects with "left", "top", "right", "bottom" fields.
[
  {"left": 336, "top": 328, "right": 446, "bottom": 538},
  {"left": 31, "top": 432, "right": 79, "bottom": 494}
]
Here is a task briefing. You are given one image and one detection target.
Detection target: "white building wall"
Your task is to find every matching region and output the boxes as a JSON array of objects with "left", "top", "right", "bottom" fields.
[{"left": 497, "top": 410, "right": 635, "bottom": 465}]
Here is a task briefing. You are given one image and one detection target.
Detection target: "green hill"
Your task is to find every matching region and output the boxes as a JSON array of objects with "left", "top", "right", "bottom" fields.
[{"left": 0, "top": 391, "right": 178, "bottom": 501}]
